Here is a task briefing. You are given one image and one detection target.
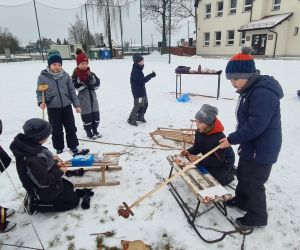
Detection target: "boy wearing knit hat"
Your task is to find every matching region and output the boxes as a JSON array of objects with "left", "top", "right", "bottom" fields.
[
  {"left": 36, "top": 50, "right": 84, "bottom": 155},
  {"left": 128, "top": 53, "right": 156, "bottom": 126},
  {"left": 220, "top": 47, "right": 283, "bottom": 229},
  {"left": 72, "top": 48, "right": 101, "bottom": 139},
  {"left": 10, "top": 118, "right": 80, "bottom": 213},
  {"left": 181, "top": 104, "right": 235, "bottom": 185}
]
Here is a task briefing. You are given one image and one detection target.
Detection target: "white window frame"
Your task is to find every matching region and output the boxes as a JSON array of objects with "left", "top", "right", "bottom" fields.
[
  {"left": 240, "top": 31, "right": 246, "bottom": 45},
  {"left": 227, "top": 30, "right": 235, "bottom": 45},
  {"left": 215, "top": 31, "right": 222, "bottom": 46},
  {"left": 216, "top": 1, "right": 224, "bottom": 17},
  {"left": 273, "top": 0, "right": 281, "bottom": 11},
  {"left": 203, "top": 32, "right": 210, "bottom": 46},
  {"left": 229, "top": 0, "right": 237, "bottom": 14},
  {"left": 205, "top": 4, "right": 211, "bottom": 19},
  {"left": 244, "top": 0, "right": 252, "bottom": 12}
]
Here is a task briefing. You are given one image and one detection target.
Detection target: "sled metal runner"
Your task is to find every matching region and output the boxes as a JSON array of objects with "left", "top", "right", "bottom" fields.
[{"left": 167, "top": 154, "right": 253, "bottom": 244}]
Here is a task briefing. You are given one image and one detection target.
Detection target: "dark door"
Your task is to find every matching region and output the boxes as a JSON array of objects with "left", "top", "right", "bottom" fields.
[{"left": 251, "top": 34, "right": 267, "bottom": 55}]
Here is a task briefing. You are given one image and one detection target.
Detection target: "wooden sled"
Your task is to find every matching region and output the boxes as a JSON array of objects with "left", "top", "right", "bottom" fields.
[
  {"left": 65, "top": 152, "right": 122, "bottom": 187},
  {"left": 166, "top": 154, "right": 251, "bottom": 243},
  {"left": 150, "top": 127, "right": 195, "bottom": 150},
  {"left": 121, "top": 240, "right": 151, "bottom": 250}
]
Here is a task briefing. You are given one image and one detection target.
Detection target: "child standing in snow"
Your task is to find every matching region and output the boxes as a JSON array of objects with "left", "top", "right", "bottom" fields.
[
  {"left": 36, "top": 50, "right": 85, "bottom": 155},
  {"left": 127, "top": 53, "right": 156, "bottom": 126},
  {"left": 72, "top": 49, "right": 101, "bottom": 139},
  {"left": 220, "top": 47, "right": 283, "bottom": 229},
  {"left": 10, "top": 118, "right": 81, "bottom": 213},
  {"left": 181, "top": 104, "right": 235, "bottom": 185}
]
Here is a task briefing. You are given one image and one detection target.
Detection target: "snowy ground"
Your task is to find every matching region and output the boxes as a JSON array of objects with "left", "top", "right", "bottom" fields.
[{"left": 0, "top": 53, "right": 300, "bottom": 250}]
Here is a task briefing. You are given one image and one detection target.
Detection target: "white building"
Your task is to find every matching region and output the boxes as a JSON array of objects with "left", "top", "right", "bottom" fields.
[{"left": 195, "top": 0, "right": 300, "bottom": 57}]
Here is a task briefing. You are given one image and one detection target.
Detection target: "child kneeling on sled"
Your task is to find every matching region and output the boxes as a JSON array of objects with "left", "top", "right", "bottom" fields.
[
  {"left": 181, "top": 104, "right": 235, "bottom": 185},
  {"left": 10, "top": 118, "right": 83, "bottom": 214}
]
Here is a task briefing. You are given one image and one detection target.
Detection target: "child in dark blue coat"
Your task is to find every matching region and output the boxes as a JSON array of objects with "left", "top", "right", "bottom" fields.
[
  {"left": 128, "top": 54, "right": 156, "bottom": 126},
  {"left": 220, "top": 47, "right": 283, "bottom": 229}
]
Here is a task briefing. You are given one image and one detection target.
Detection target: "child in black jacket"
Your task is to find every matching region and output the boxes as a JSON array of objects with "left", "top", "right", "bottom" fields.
[
  {"left": 10, "top": 118, "right": 79, "bottom": 213},
  {"left": 128, "top": 53, "right": 156, "bottom": 126},
  {"left": 181, "top": 104, "right": 235, "bottom": 185}
]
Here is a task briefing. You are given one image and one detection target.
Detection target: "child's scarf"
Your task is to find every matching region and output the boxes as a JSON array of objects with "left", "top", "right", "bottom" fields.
[{"left": 76, "top": 67, "right": 90, "bottom": 83}]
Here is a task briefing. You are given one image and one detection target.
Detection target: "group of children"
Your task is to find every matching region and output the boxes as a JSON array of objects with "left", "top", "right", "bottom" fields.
[{"left": 1, "top": 46, "right": 282, "bottom": 233}]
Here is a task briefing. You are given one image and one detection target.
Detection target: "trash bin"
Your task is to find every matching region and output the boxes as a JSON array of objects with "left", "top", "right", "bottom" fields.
[
  {"left": 88, "top": 50, "right": 98, "bottom": 60},
  {"left": 99, "top": 48, "right": 112, "bottom": 60}
]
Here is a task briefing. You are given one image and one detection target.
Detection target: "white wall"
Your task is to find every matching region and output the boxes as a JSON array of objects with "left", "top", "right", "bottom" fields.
[{"left": 196, "top": 0, "right": 300, "bottom": 57}]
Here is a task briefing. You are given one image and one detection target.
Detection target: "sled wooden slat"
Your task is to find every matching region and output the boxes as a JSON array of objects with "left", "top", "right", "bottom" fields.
[
  {"left": 167, "top": 154, "right": 232, "bottom": 204},
  {"left": 150, "top": 127, "right": 195, "bottom": 150},
  {"left": 66, "top": 152, "right": 122, "bottom": 187}
]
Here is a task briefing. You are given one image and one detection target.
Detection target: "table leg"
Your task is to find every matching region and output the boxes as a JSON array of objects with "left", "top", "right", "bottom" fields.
[
  {"left": 176, "top": 74, "right": 178, "bottom": 99},
  {"left": 217, "top": 74, "right": 221, "bottom": 100},
  {"left": 180, "top": 74, "right": 182, "bottom": 95}
]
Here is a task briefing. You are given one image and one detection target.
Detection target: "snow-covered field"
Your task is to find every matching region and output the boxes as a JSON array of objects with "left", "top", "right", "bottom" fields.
[{"left": 0, "top": 53, "right": 299, "bottom": 250}]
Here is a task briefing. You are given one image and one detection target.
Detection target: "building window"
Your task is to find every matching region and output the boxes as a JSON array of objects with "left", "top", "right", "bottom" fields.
[
  {"left": 273, "top": 0, "right": 281, "bottom": 11},
  {"left": 244, "top": 0, "right": 252, "bottom": 12},
  {"left": 229, "top": 0, "right": 237, "bottom": 14},
  {"left": 227, "top": 30, "right": 235, "bottom": 45},
  {"left": 294, "top": 27, "right": 299, "bottom": 36},
  {"left": 205, "top": 4, "right": 211, "bottom": 19},
  {"left": 204, "top": 32, "right": 210, "bottom": 46},
  {"left": 216, "top": 1, "right": 224, "bottom": 17},
  {"left": 215, "top": 31, "right": 222, "bottom": 46},
  {"left": 240, "top": 31, "right": 246, "bottom": 45}
]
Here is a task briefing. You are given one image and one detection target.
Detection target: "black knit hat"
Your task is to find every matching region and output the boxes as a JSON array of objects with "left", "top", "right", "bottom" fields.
[
  {"left": 132, "top": 53, "right": 144, "bottom": 64},
  {"left": 23, "top": 118, "right": 52, "bottom": 142}
]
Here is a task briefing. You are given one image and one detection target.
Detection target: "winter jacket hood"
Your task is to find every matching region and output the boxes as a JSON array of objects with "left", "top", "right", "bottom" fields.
[
  {"left": 10, "top": 133, "right": 44, "bottom": 157},
  {"left": 206, "top": 118, "right": 224, "bottom": 135}
]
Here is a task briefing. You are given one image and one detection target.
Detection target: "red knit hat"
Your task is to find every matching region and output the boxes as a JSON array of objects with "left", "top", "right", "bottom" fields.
[{"left": 75, "top": 48, "right": 89, "bottom": 66}]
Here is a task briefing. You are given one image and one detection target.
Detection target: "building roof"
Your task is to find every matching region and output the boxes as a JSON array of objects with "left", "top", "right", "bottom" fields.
[{"left": 238, "top": 12, "right": 293, "bottom": 32}]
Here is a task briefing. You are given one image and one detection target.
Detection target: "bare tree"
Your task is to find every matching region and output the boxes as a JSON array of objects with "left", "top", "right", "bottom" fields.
[
  {"left": 0, "top": 27, "right": 20, "bottom": 53},
  {"left": 87, "top": 0, "right": 129, "bottom": 52},
  {"left": 68, "top": 14, "right": 88, "bottom": 46},
  {"left": 143, "top": 0, "right": 181, "bottom": 54}
]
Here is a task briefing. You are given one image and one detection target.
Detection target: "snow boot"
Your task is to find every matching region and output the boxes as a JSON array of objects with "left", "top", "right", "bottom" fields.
[{"left": 71, "top": 148, "right": 90, "bottom": 156}]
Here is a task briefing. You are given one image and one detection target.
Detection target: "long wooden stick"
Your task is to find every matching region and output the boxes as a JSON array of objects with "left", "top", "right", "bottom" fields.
[{"left": 128, "top": 145, "right": 221, "bottom": 209}]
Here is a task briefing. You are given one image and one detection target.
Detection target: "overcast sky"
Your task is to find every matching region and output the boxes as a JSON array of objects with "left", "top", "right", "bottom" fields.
[{"left": 0, "top": 0, "right": 195, "bottom": 47}]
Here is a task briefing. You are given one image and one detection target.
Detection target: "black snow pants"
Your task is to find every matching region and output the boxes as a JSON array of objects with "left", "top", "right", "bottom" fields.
[
  {"left": 235, "top": 158, "right": 272, "bottom": 226},
  {"left": 47, "top": 105, "right": 79, "bottom": 151},
  {"left": 35, "top": 179, "right": 79, "bottom": 212}
]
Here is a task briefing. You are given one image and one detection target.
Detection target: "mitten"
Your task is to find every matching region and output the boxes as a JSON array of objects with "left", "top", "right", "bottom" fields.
[
  {"left": 80, "top": 190, "right": 94, "bottom": 209},
  {"left": 76, "top": 188, "right": 94, "bottom": 197},
  {"left": 150, "top": 72, "right": 156, "bottom": 78},
  {"left": 65, "top": 168, "right": 84, "bottom": 177}
]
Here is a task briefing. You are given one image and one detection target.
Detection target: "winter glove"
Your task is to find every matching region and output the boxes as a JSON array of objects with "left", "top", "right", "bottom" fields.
[
  {"left": 149, "top": 72, "right": 156, "bottom": 78},
  {"left": 196, "top": 166, "right": 209, "bottom": 174},
  {"left": 79, "top": 189, "right": 94, "bottom": 209},
  {"left": 65, "top": 168, "right": 85, "bottom": 177},
  {"left": 75, "top": 188, "right": 94, "bottom": 197}
]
